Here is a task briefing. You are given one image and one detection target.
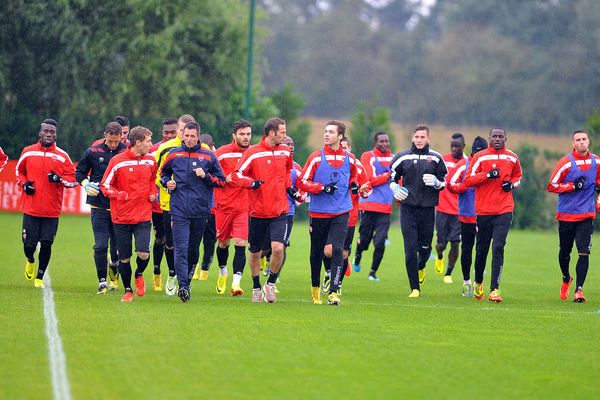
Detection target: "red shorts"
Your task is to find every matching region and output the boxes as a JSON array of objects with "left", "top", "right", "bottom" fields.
[{"left": 215, "top": 210, "right": 249, "bottom": 241}]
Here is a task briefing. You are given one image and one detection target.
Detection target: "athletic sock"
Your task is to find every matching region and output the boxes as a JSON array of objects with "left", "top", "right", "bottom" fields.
[
  {"left": 219, "top": 266, "right": 228, "bottom": 276},
  {"left": 267, "top": 271, "right": 278, "bottom": 284},
  {"left": 371, "top": 246, "right": 385, "bottom": 272},
  {"left": 36, "top": 242, "right": 52, "bottom": 279},
  {"left": 165, "top": 247, "right": 175, "bottom": 276},
  {"left": 252, "top": 275, "right": 261, "bottom": 289},
  {"left": 353, "top": 249, "right": 363, "bottom": 266},
  {"left": 135, "top": 256, "right": 150, "bottom": 277},
  {"left": 153, "top": 241, "right": 164, "bottom": 274},
  {"left": 575, "top": 254, "right": 589, "bottom": 290},
  {"left": 445, "top": 265, "right": 455, "bottom": 276},
  {"left": 216, "top": 245, "right": 229, "bottom": 268},
  {"left": 323, "top": 256, "right": 332, "bottom": 274},
  {"left": 94, "top": 251, "right": 108, "bottom": 281},
  {"left": 232, "top": 273, "right": 242, "bottom": 286},
  {"left": 558, "top": 250, "right": 571, "bottom": 283},
  {"left": 233, "top": 245, "right": 246, "bottom": 275},
  {"left": 119, "top": 261, "right": 132, "bottom": 290},
  {"left": 464, "top": 279, "right": 471, "bottom": 285},
  {"left": 24, "top": 244, "right": 36, "bottom": 263},
  {"left": 339, "top": 258, "right": 349, "bottom": 284}
]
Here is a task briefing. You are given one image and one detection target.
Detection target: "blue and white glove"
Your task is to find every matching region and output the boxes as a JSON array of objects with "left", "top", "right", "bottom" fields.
[
  {"left": 390, "top": 182, "right": 409, "bottom": 201},
  {"left": 423, "top": 174, "right": 443, "bottom": 189},
  {"left": 82, "top": 179, "right": 100, "bottom": 196}
]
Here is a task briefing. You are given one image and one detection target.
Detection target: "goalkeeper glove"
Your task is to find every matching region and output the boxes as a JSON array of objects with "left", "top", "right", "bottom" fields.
[
  {"left": 423, "top": 173, "right": 442, "bottom": 189},
  {"left": 82, "top": 179, "right": 100, "bottom": 196},
  {"left": 390, "top": 182, "right": 409, "bottom": 201}
]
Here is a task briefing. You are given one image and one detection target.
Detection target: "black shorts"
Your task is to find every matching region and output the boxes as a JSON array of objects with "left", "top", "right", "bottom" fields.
[
  {"left": 559, "top": 219, "right": 593, "bottom": 254},
  {"left": 22, "top": 214, "right": 59, "bottom": 247},
  {"left": 114, "top": 221, "right": 152, "bottom": 260},
  {"left": 249, "top": 214, "right": 289, "bottom": 253},
  {"left": 435, "top": 211, "right": 461, "bottom": 244},
  {"left": 152, "top": 212, "right": 165, "bottom": 240},
  {"left": 260, "top": 215, "right": 294, "bottom": 250}
]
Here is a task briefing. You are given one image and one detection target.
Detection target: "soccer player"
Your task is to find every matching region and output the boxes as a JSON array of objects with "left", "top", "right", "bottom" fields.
[
  {"left": 16, "top": 119, "right": 78, "bottom": 288},
  {"left": 231, "top": 117, "right": 294, "bottom": 303},
  {"left": 447, "top": 136, "right": 488, "bottom": 296},
  {"left": 92, "top": 116, "right": 131, "bottom": 146},
  {"left": 0, "top": 146, "right": 7, "bottom": 172},
  {"left": 298, "top": 121, "right": 370, "bottom": 305},
  {"left": 101, "top": 126, "right": 157, "bottom": 302},
  {"left": 148, "top": 117, "right": 178, "bottom": 291},
  {"left": 154, "top": 114, "right": 196, "bottom": 295},
  {"left": 214, "top": 120, "right": 253, "bottom": 296},
  {"left": 160, "top": 122, "right": 225, "bottom": 302},
  {"left": 193, "top": 133, "right": 218, "bottom": 285},
  {"left": 547, "top": 129, "right": 600, "bottom": 303},
  {"left": 353, "top": 131, "right": 393, "bottom": 282},
  {"left": 76, "top": 121, "right": 127, "bottom": 294},
  {"left": 434, "top": 133, "right": 467, "bottom": 283},
  {"left": 464, "top": 128, "right": 522, "bottom": 303},
  {"left": 322, "top": 136, "right": 368, "bottom": 295},
  {"left": 390, "top": 125, "right": 448, "bottom": 298}
]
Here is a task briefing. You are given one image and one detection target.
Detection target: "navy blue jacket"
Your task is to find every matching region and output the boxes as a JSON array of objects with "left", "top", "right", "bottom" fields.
[
  {"left": 160, "top": 144, "right": 225, "bottom": 218},
  {"left": 75, "top": 142, "right": 127, "bottom": 209}
]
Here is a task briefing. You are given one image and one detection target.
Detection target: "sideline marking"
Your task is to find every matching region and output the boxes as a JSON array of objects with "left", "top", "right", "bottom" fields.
[{"left": 43, "top": 273, "right": 72, "bottom": 400}]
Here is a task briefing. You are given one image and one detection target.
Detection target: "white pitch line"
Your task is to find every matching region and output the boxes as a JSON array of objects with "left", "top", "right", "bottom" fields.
[{"left": 42, "top": 273, "right": 72, "bottom": 400}]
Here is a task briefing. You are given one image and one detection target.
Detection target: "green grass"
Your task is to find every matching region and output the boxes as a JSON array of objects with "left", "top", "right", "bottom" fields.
[{"left": 1, "top": 213, "right": 599, "bottom": 399}]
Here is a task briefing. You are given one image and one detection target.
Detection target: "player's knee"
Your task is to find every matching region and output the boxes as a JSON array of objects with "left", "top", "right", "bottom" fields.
[
  {"left": 450, "top": 241, "right": 460, "bottom": 251},
  {"left": 120, "top": 257, "right": 131, "bottom": 263},
  {"left": 93, "top": 245, "right": 108, "bottom": 255},
  {"left": 233, "top": 238, "right": 246, "bottom": 247},
  {"left": 40, "top": 241, "right": 53, "bottom": 249},
  {"left": 324, "top": 244, "right": 333, "bottom": 258},
  {"left": 343, "top": 249, "right": 350, "bottom": 259},
  {"left": 492, "top": 242, "right": 504, "bottom": 254},
  {"left": 271, "top": 243, "right": 284, "bottom": 255},
  {"left": 155, "top": 237, "right": 165, "bottom": 246},
  {"left": 137, "top": 252, "right": 150, "bottom": 260}
]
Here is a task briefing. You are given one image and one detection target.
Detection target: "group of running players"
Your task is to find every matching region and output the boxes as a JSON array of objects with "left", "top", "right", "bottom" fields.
[{"left": 9, "top": 115, "right": 598, "bottom": 304}]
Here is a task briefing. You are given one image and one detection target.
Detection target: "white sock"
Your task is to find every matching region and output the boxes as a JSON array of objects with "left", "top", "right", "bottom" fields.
[
  {"left": 464, "top": 279, "right": 471, "bottom": 285},
  {"left": 219, "top": 266, "right": 227, "bottom": 276},
  {"left": 232, "top": 273, "right": 242, "bottom": 285}
]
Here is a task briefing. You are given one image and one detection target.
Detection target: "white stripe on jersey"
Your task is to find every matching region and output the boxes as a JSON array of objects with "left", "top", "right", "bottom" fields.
[
  {"left": 102, "top": 159, "right": 155, "bottom": 188},
  {"left": 237, "top": 150, "right": 291, "bottom": 174},
  {"left": 550, "top": 157, "right": 598, "bottom": 185},
  {"left": 469, "top": 153, "right": 518, "bottom": 176},
  {"left": 218, "top": 152, "right": 243, "bottom": 161},
  {"left": 450, "top": 165, "right": 466, "bottom": 185}
]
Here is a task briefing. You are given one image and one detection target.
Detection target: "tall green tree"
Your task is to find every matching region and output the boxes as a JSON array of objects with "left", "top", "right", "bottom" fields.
[{"left": 348, "top": 100, "right": 392, "bottom": 157}]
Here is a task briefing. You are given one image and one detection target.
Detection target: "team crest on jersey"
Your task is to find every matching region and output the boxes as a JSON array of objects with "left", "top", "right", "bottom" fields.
[
  {"left": 426, "top": 156, "right": 432, "bottom": 162},
  {"left": 192, "top": 161, "right": 197, "bottom": 166},
  {"left": 330, "top": 171, "right": 341, "bottom": 183},
  {"left": 129, "top": 168, "right": 133, "bottom": 171},
  {"left": 99, "top": 157, "right": 104, "bottom": 162},
  {"left": 267, "top": 160, "right": 272, "bottom": 164}
]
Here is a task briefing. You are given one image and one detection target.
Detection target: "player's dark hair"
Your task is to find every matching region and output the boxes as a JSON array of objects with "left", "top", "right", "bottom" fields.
[
  {"left": 184, "top": 121, "right": 201, "bottom": 133},
  {"left": 200, "top": 134, "right": 213, "bottom": 146},
  {"left": 114, "top": 116, "right": 130, "bottom": 127},
  {"left": 373, "top": 131, "right": 388, "bottom": 142},
  {"left": 489, "top": 128, "right": 506, "bottom": 136},
  {"left": 413, "top": 124, "right": 429, "bottom": 135},
  {"left": 571, "top": 129, "right": 588, "bottom": 138},
  {"left": 232, "top": 119, "right": 252, "bottom": 135},
  {"left": 451, "top": 132, "right": 464, "bottom": 142},
  {"left": 105, "top": 121, "right": 122, "bottom": 136},
  {"left": 129, "top": 126, "right": 152, "bottom": 146},
  {"left": 162, "top": 117, "right": 177, "bottom": 126},
  {"left": 340, "top": 136, "right": 350, "bottom": 145},
  {"left": 327, "top": 120, "right": 346, "bottom": 137},
  {"left": 42, "top": 118, "right": 58, "bottom": 127}
]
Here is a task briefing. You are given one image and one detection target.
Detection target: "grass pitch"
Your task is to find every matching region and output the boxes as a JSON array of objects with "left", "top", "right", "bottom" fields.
[{"left": 1, "top": 213, "right": 599, "bottom": 399}]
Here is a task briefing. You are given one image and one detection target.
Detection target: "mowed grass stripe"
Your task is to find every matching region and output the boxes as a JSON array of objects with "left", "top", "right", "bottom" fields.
[{"left": 1, "top": 213, "right": 599, "bottom": 399}]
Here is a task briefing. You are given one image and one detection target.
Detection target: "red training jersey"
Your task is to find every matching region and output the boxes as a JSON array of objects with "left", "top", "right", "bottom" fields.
[
  {"left": 436, "top": 152, "right": 466, "bottom": 215},
  {"left": 215, "top": 141, "right": 249, "bottom": 214},
  {"left": 464, "top": 146, "right": 522, "bottom": 216},
  {"left": 231, "top": 136, "right": 292, "bottom": 218},
  {"left": 16, "top": 141, "right": 77, "bottom": 218},
  {"left": 101, "top": 149, "right": 158, "bottom": 224}
]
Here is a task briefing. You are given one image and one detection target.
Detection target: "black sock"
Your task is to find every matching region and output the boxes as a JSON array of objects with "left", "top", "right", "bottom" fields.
[
  {"left": 323, "top": 256, "right": 332, "bottom": 274},
  {"left": 354, "top": 247, "right": 363, "bottom": 266},
  {"left": 135, "top": 256, "right": 150, "bottom": 277},
  {"left": 94, "top": 251, "right": 108, "bottom": 281},
  {"left": 233, "top": 245, "right": 246, "bottom": 275},
  {"left": 153, "top": 241, "right": 164, "bottom": 274},
  {"left": 252, "top": 275, "right": 261, "bottom": 289},
  {"left": 340, "top": 258, "right": 349, "bottom": 283},
  {"left": 216, "top": 245, "right": 229, "bottom": 268},
  {"left": 372, "top": 246, "right": 385, "bottom": 272},
  {"left": 575, "top": 254, "right": 589, "bottom": 290},
  {"left": 119, "top": 261, "right": 132, "bottom": 290},
  {"left": 267, "top": 271, "right": 278, "bottom": 284},
  {"left": 558, "top": 250, "right": 571, "bottom": 283},
  {"left": 24, "top": 244, "right": 36, "bottom": 263},
  {"left": 36, "top": 242, "right": 52, "bottom": 279},
  {"left": 165, "top": 247, "right": 175, "bottom": 276}
]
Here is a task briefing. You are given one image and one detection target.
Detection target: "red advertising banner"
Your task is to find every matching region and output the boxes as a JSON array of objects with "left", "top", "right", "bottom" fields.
[{"left": 0, "top": 160, "right": 91, "bottom": 215}]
